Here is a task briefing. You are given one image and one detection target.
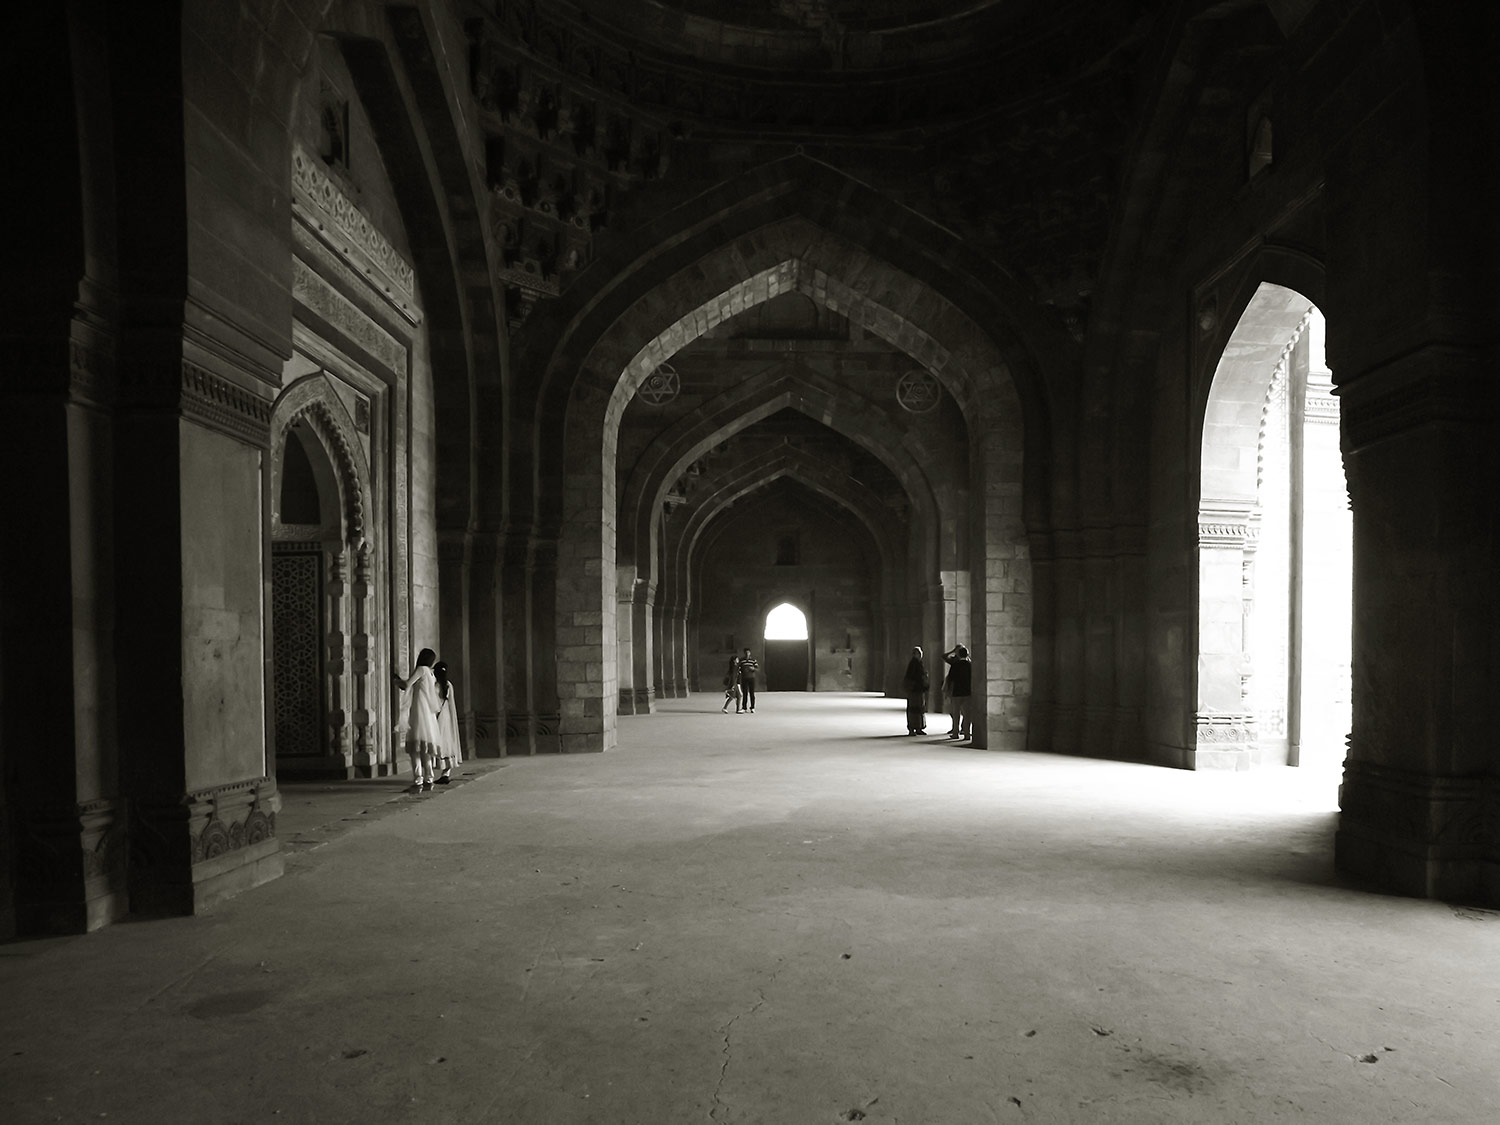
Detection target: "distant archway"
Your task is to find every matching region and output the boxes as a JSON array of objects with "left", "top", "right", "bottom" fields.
[{"left": 764, "top": 603, "right": 811, "bottom": 691}]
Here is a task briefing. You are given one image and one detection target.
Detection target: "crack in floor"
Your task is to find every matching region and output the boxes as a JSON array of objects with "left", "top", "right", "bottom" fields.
[{"left": 708, "top": 965, "right": 785, "bottom": 1122}]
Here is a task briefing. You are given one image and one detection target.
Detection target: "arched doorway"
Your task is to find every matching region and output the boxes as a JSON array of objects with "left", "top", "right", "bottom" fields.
[
  {"left": 1196, "top": 284, "right": 1351, "bottom": 775},
  {"left": 764, "top": 602, "right": 811, "bottom": 691},
  {"left": 272, "top": 421, "right": 341, "bottom": 774},
  {"left": 269, "top": 384, "right": 386, "bottom": 779}
]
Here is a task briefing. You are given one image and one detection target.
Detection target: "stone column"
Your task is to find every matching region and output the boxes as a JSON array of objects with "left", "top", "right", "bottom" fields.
[
  {"left": 501, "top": 529, "right": 537, "bottom": 755},
  {"left": 350, "top": 543, "right": 379, "bottom": 775},
  {"left": 1335, "top": 350, "right": 1498, "bottom": 901},
  {"left": 1194, "top": 501, "right": 1259, "bottom": 769},
  {"left": 2, "top": 319, "right": 127, "bottom": 935},
  {"left": 465, "top": 530, "right": 506, "bottom": 758},
  {"left": 922, "top": 583, "right": 945, "bottom": 714},
  {"left": 631, "top": 578, "right": 657, "bottom": 713},
  {"left": 673, "top": 608, "right": 691, "bottom": 696},
  {"left": 116, "top": 351, "right": 282, "bottom": 916},
  {"left": 616, "top": 566, "right": 638, "bottom": 714},
  {"left": 325, "top": 547, "right": 350, "bottom": 772}
]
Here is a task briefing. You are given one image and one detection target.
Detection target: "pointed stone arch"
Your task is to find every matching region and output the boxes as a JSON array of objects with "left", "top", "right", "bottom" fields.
[
  {"left": 543, "top": 214, "right": 1031, "bottom": 752},
  {"left": 269, "top": 375, "right": 383, "bottom": 778},
  {"left": 663, "top": 445, "right": 906, "bottom": 696},
  {"left": 271, "top": 375, "right": 372, "bottom": 548}
]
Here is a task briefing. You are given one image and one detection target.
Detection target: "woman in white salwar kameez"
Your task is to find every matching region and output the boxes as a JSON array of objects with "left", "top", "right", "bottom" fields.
[
  {"left": 394, "top": 648, "right": 442, "bottom": 792},
  {"left": 432, "top": 661, "right": 463, "bottom": 785}
]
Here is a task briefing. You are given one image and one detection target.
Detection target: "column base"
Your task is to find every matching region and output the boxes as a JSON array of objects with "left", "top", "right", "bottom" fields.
[
  {"left": 503, "top": 712, "right": 563, "bottom": 755},
  {"left": 1191, "top": 712, "right": 1259, "bottom": 770},
  {"left": 1336, "top": 761, "right": 1500, "bottom": 904},
  {"left": 129, "top": 777, "right": 281, "bottom": 917},
  {"left": 13, "top": 799, "right": 129, "bottom": 936}
]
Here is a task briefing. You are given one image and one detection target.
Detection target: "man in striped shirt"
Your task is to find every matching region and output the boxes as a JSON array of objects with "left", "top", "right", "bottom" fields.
[{"left": 737, "top": 647, "right": 760, "bottom": 713}]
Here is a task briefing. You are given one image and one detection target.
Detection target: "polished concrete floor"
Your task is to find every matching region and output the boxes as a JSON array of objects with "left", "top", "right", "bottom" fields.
[{"left": 3, "top": 693, "right": 1499, "bottom": 1124}]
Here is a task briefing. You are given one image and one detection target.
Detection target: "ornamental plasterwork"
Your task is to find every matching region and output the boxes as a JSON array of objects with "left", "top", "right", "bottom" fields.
[{"left": 291, "top": 144, "right": 419, "bottom": 324}]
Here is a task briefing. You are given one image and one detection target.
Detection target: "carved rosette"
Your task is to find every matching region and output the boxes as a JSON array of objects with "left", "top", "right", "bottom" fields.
[
  {"left": 1194, "top": 712, "right": 1258, "bottom": 746},
  {"left": 186, "top": 777, "right": 280, "bottom": 866}
]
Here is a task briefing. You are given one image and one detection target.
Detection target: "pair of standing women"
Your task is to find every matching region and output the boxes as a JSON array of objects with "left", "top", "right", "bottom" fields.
[{"left": 394, "top": 648, "right": 463, "bottom": 792}]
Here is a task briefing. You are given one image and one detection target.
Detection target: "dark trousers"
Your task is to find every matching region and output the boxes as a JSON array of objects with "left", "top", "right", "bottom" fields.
[
  {"left": 739, "top": 679, "right": 756, "bottom": 710},
  {"left": 905, "top": 692, "right": 926, "bottom": 732}
]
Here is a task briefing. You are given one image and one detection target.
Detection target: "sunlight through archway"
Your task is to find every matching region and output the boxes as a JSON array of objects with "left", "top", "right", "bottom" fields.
[{"left": 765, "top": 603, "right": 808, "bottom": 640}]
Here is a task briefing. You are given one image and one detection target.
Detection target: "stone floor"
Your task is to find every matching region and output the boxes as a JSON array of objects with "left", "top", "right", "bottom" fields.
[{"left": 3, "top": 693, "right": 1498, "bottom": 1124}]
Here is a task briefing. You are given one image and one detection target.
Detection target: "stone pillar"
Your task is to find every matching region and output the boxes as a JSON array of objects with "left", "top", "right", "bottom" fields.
[
  {"left": 436, "top": 530, "right": 469, "bottom": 759},
  {"left": 501, "top": 529, "right": 537, "bottom": 755},
  {"left": 922, "top": 584, "right": 945, "bottom": 714},
  {"left": 116, "top": 352, "right": 282, "bottom": 916},
  {"left": 1335, "top": 350, "right": 1498, "bottom": 902},
  {"left": 1050, "top": 538, "right": 1084, "bottom": 756},
  {"left": 631, "top": 579, "right": 657, "bottom": 712},
  {"left": 673, "top": 608, "right": 691, "bottom": 696},
  {"left": 465, "top": 531, "right": 506, "bottom": 758},
  {"left": 1194, "top": 501, "right": 1259, "bottom": 769},
  {"left": 530, "top": 537, "right": 565, "bottom": 752},
  {"left": 325, "top": 547, "right": 350, "bottom": 771},
  {"left": 2, "top": 319, "right": 127, "bottom": 935},
  {"left": 616, "top": 566, "right": 638, "bottom": 714},
  {"left": 350, "top": 543, "right": 380, "bottom": 775}
]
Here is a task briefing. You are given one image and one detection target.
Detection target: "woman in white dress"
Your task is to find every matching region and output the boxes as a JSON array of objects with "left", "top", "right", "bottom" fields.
[
  {"left": 432, "top": 660, "right": 463, "bottom": 785},
  {"left": 393, "top": 648, "right": 442, "bottom": 792}
]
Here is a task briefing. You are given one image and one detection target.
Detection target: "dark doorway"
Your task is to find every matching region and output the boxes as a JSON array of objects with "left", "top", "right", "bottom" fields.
[{"left": 765, "top": 640, "right": 808, "bottom": 690}]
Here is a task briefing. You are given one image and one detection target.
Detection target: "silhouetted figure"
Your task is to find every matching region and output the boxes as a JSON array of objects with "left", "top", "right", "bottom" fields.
[{"left": 902, "top": 646, "right": 930, "bottom": 734}]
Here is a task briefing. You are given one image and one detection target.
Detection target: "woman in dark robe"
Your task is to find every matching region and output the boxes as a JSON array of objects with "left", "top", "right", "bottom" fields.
[{"left": 901, "top": 646, "right": 930, "bottom": 735}]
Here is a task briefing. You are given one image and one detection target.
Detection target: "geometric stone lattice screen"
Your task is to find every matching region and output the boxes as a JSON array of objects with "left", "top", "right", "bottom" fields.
[{"left": 272, "top": 549, "right": 323, "bottom": 759}]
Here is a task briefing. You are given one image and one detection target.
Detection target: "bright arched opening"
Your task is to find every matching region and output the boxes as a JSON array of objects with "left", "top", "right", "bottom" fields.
[
  {"left": 765, "top": 603, "right": 809, "bottom": 640},
  {"left": 1196, "top": 283, "right": 1350, "bottom": 789}
]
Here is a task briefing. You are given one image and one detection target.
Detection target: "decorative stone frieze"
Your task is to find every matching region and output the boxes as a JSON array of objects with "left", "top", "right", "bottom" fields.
[
  {"left": 185, "top": 777, "right": 280, "bottom": 865},
  {"left": 1197, "top": 502, "right": 1261, "bottom": 549},
  {"left": 1194, "top": 712, "right": 1258, "bottom": 745},
  {"left": 291, "top": 144, "right": 418, "bottom": 323},
  {"left": 180, "top": 360, "right": 274, "bottom": 448},
  {"left": 291, "top": 258, "right": 407, "bottom": 376}
]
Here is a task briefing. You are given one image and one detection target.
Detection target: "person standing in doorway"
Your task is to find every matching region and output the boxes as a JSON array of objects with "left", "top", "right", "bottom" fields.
[
  {"left": 737, "top": 647, "right": 759, "bottom": 713},
  {"left": 432, "top": 660, "right": 463, "bottom": 785},
  {"left": 942, "top": 644, "right": 973, "bottom": 742},
  {"left": 902, "top": 646, "right": 930, "bottom": 735},
  {"left": 394, "top": 648, "right": 442, "bottom": 792}
]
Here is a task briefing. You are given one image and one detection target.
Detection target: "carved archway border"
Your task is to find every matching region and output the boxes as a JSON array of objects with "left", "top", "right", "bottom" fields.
[{"left": 270, "top": 374, "right": 373, "bottom": 549}]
